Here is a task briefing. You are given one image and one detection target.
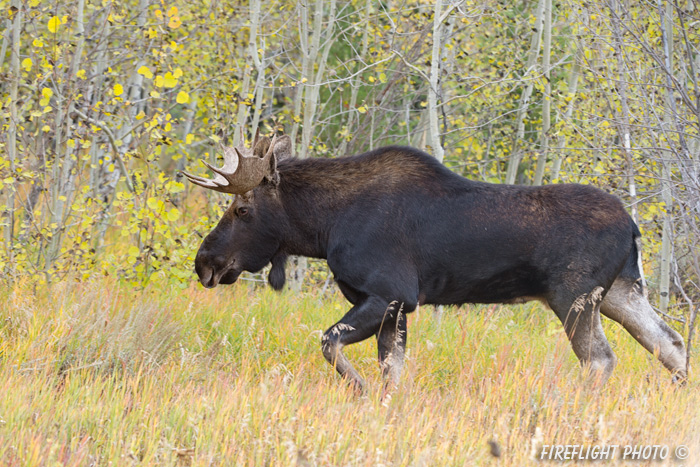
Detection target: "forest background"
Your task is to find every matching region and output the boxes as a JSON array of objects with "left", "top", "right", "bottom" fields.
[
  {"left": 1, "top": 0, "right": 700, "bottom": 464},
  {"left": 1, "top": 0, "right": 698, "bottom": 344}
]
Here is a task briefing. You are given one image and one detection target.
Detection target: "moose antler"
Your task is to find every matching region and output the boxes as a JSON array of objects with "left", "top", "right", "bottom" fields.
[{"left": 183, "top": 129, "right": 277, "bottom": 194}]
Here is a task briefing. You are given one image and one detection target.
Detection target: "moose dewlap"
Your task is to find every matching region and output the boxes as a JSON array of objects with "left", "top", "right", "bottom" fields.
[{"left": 183, "top": 128, "right": 686, "bottom": 391}]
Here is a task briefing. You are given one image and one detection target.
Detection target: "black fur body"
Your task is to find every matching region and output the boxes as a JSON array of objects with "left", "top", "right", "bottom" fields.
[{"left": 194, "top": 146, "right": 686, "bottom": 389}]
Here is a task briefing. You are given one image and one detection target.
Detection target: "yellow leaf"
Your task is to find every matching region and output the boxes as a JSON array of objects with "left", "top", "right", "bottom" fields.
[
  {"left": 48, "top": 16, "right": 61, "bottom": 33},
  {"left": 379, "top": 72, "right": 387, "bottom": 83},
  {"left": 368, "top": 76, "right": 376, "bottom": 83},
  {"left": 173, "top": 68, "right": 183, "bottom": 79},
  {"left": 357, "top": 106, "right": 367, "bottom": 114},
  {"left": 137, "top": 66, "right": 153, "bottom": 79},
  {"left": 185, "top": 133, "right": 194, "bottom": 144},
  {"left": 128, "top": 245, "right": 140, "bottom": 257},
  {"left": 21, "top": 58, "right": 32, "bottom": 71},
  {"left": 176, "top": 91, "right": 189, "bottom": 104},
  {"left": 135, "top": 111, "right": 146, "bottom": 120},
  {"left": 167, "top": 181, "right": 185, "bottom": 193},
  {"left": 76, "top": 69, "right": 86, "bottom": 79},
  {"left": 42, "top": 125, "right": 50, "bottom": 132},
  {"left": 168, "top": 15, "right": 182, "bottom": 29},
  {"left": 163, "top": 72, "right": 177, "bottom": 88},
  {"left": 113, "top": 83, "right": 124, "bottom": 96},
  {"left": 150, "top": 90, "right": 161, "bottom": 98},
  {"left": 33, "top": 38, "right": 44, "bottom": 47}
]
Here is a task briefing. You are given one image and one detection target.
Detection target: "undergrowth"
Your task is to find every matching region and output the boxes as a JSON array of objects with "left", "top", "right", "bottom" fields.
[{"left": 0, "top": 278, "right": 698, "bottom": 465}]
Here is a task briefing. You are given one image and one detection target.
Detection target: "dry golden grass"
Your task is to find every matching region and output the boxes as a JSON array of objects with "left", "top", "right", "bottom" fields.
[{"left": 1, "top": 278, "right": 698, "bottom": 466}]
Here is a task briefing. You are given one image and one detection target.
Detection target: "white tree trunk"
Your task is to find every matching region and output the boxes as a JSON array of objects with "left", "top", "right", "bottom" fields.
[
  {"left": 533, "top": 0, "right": 552, "bottom": 186},
  {"left": 289, "top": 0, "right": 336, "bottom": 292},
  {"left": 506, "top": 0, "right": 545, "bottom": 184},
  {"left": 249, "top": 0, "right": 265, "bottom": 133},
  {"left": 608, "top": 0, "right": 639, "bottom": 225},
  {"left": 658, "top": 0, "right": 674, "bottom": 312},
  {"left": 233, "top": 0, "right": 261, "bottom": 146},
  {"left": 338, "top": 0, "right": 371, "bottom": 156},
  {"left": 300, "top": 0, "right": 336, "bottom": 159},
  {"left": 47, "top": 0, "right": 87, "bottom": 266},
  {"left": 428, "top": 0, "right": 445, "bottom": 162},
  {"left": 290, "top": 1, "right": 310, "bottom": 147},
  {"left": 551, "top": 60, "right": 579, "bottom": 181},
  {"left": 5, "top": 0, "right": 21, "bottom": 270}
]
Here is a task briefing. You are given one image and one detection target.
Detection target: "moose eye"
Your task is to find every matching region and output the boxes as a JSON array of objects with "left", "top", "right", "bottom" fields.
[{"left": 237, "top": 207, "right": 250, "bottom": 218}]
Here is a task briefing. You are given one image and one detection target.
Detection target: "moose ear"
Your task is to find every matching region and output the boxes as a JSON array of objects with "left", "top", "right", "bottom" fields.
[
  {"left": 272, "top": 135, "right": 293, "bottom": 161},
  {"left": 265, "top": 135, "right": 293, "bottom": 185},
  {"left": 253, "top": 135, "right": 271, "bottom": 157}
]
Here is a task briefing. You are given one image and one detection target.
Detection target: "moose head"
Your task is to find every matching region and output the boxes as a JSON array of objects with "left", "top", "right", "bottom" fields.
[{"left": 183, "top": 129, "right": 293, "bottom": 290}]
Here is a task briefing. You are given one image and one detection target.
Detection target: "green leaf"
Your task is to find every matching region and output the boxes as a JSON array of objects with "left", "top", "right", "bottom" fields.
[
  {"left": 147, "top": 197, "right": 163, "bottom": 211},
  {"left": 167, "top": 208, "right": 181, "bottom": 222}
]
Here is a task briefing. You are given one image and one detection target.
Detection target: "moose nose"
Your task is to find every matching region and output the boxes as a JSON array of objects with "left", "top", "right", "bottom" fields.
[
  {"left": 196, "top": 264, "right": 216, "bottom": 288},
  {"left": 195, "top": 247, "right": 218, "bottom": 288}
]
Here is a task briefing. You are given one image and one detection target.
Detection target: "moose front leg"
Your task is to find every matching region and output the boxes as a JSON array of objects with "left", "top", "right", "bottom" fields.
[{"left": 322, "top": 296, "right": 396, "bottom": 392}]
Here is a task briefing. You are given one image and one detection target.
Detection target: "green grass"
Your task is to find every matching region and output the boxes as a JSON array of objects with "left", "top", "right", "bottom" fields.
[{"left": 1, "top": 278, "right": 698, "bottom": 465}]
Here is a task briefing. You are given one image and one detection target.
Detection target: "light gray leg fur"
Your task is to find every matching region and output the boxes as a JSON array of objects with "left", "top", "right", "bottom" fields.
[
  {"left": 552, "top": 286, "right": 617, "bottom": 385},
  {"left": 377, "top": 303, "right": 407, "bottom": 390},
  {"left": 600, "top": 278, "right": 687, "bottom": 382}
]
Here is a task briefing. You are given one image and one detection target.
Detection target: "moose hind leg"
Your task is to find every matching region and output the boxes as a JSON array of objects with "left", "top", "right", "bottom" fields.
[
  {"left": 549, "top": 286, "right": 617, "bottom": 385},
  {"left": 322, "top": 296, "right": 403, "bottom": 392},
  {"left": 600, "top": 278, "right": 687, "bottom": 382},
  {"left": 377, "top": 301, "right": 408, "bottom": 390}
]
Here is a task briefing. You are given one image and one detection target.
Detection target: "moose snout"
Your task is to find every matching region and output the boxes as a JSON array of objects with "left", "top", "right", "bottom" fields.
[
  {"left": 195, "top": 249, "right": 238, "bottom": 288},
  {"left": 196, "top": 264, "right": 216, "bottom": 288},
  {"left": 194, "top": 249, "right": 220, "bottom": 288}
]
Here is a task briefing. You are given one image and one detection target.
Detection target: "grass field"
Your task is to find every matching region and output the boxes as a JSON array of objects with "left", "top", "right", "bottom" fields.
[{"left": 1, "top": 278, "right": 698, "bottom": 466}]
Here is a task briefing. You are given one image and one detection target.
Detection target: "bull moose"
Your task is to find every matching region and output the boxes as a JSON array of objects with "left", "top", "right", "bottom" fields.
[{"left": 183, "top": 128, "right": 687, "bottom": 391}]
